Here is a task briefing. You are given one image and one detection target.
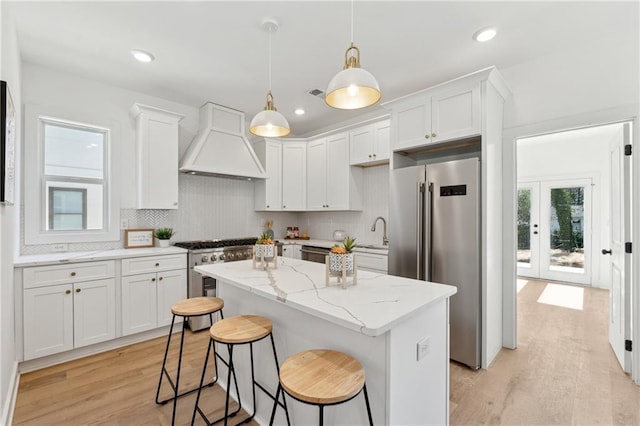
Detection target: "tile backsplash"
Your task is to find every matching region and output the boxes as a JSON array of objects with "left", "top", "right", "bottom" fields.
[{"left": 20, "top": 165, "right": 389, "bottom": 255}]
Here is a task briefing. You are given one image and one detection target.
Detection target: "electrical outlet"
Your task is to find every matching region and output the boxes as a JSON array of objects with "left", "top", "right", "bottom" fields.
[
  {"left": 120, "top": 219, "right": 129, "bottom": 229},
  {"left": 417, "top": 337, "right": 430, "bottom": 361},
  {"left": 51, "top": 243, "right": 68, "bottom": 253}
]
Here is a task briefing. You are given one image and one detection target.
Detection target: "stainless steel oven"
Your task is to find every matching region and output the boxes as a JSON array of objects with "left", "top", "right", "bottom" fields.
[{"left": 301, "top": 245, "right": 331, "bottom": 263}]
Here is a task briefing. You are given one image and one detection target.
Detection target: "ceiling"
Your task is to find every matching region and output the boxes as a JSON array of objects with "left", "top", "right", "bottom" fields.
[{"left": 5, "top": 1, "right": 638, "bottom": 137}]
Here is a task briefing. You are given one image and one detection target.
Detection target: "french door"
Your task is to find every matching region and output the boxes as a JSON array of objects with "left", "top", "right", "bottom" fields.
[{"left": 517, "top": 179, "right": 592, "bottom": 285}]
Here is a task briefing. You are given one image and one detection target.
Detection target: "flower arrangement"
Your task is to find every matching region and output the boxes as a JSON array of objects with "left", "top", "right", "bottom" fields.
[
  {"left": 329, "top": 236, "right": 356, "bottom": 275},
  {"left": 254, "top": 232, "right": 275, "bottom": 259}
]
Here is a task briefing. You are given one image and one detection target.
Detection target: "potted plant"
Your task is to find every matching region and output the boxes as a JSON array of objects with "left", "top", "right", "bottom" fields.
[
  {"left": 255, "top": 232, "right": 275, "bottom": 260},
  {"left": 329, "top": 236, "right": 356, "bottom": 276},
  {"left": 155, "top": 227, "right": 175, "bottom": 248}
]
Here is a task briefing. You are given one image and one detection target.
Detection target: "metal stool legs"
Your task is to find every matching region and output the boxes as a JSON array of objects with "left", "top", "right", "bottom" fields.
[{"left": 155, "top": 312, "right": 217, "bottom": 425}]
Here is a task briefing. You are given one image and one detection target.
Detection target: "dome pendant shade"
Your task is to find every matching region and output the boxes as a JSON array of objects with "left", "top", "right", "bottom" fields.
[
  {"left": 326, "top": 43, "right": 381, "bottom": 110},
  {"left": 250, "top": 91, "right": 291, "bottom": 138}
]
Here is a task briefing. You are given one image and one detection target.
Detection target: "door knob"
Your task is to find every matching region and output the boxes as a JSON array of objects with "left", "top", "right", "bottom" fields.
[{"left": 602, "top": 249, "right": 612, "bottom": 255}]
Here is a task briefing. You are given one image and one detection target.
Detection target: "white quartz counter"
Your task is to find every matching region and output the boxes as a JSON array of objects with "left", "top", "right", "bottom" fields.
[
  {"left": 195, "top": 257, "right": 455, "bottom": 336},
  {"left": 14, "top": 246, "right": 188, "bottom": 267}
]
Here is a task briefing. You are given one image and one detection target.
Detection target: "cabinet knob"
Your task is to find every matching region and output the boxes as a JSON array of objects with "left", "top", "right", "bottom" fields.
[
  {"left": 373, "top": 153, "right": 377, "bottom": 157},
  {"left": 266, "top": 205, "right": 270, "bottom": 208},
  {"left": 283, "top": 205, "right": 286, "bottom": 208},
  {"left": 431, "top": 133, "right": 437, "bottom": 138},
  {"left": 173, "top": 202, "right": 178, "bottom": 206},
  {"left": 152, "top": 277, "right": 156, "bottom": 282},
  {"left": 65, "top": 290, "right": 71, "bottom": 295},
  {"left": 158, "top": 276, "right": 163, "bottom": 281},
  {"left": 425, "top": 134, "right": 430, "bottom": 139},
  {"left": 76, "top": 288, "right": 81, "bottom": 293},
  {"left": 155, "top": 263, "right": 160, "bottom": 267},
  {"left": 369, "top": 154, "right": 372, "bottom": 158},
  {"left": 70, "top": 272, "right": 76, "bottom": 277}
]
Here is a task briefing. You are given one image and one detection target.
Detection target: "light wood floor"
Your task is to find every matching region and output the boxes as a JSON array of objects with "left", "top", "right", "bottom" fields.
[
  {"left": 450, "top": 278, "right": 640, "bottom": 425},
  {"left": 13, "top": 279, "right": 640, "bottom": 425}
]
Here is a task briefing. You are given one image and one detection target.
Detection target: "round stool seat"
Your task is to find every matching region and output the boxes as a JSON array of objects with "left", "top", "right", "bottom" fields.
[
  {"left": 210, "top": 315, "right": 273, "bottom": 344},
  {"left": 279, "top": 349, "right": 365, "bottom": 405},
  {"left": 171, "top": 297, "right": 224, "bottom": 316}
]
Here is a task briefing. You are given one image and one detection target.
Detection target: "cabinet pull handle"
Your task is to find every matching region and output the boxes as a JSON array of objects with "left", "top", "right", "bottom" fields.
[
  {"left": 152, "top": 277, "right": 156, "bottom": 282},
  {"left": 65, "top": 290, "right": 71, "bottom": 295},
  {"left": 425, "top": 134, "right": 430, "bottom": 139},
  {"left": 155, "top": 263, "right": 160, "bottom": 267},
  {"left": 158, "top": 277, "right": 163, "bottom": 281},
  {"left": 431, "top": 133, "right": 437, "bottom": 138},
  {"left": 70, "top": 272, "right": 76, "bottom": 277},
  {"left": 76, "top": 288, "right": 81, "bottom": 293}
]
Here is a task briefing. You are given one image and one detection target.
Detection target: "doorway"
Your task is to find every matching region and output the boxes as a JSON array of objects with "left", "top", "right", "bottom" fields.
[{"left": 517, "top": 179, "right": 592, "bottom": 285}]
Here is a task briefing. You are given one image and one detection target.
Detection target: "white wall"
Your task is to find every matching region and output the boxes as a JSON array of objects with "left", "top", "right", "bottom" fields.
[
  {"left": 517, "top": 124, "right": 619, "bottom": 288},
  {"left": 0, "top": 6, "right": 21, "bottom": 423}
]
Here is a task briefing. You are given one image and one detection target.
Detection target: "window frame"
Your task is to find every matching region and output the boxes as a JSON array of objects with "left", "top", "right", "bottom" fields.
[{"left": 24, "top": 104, "right": 121, "bottom": 245}]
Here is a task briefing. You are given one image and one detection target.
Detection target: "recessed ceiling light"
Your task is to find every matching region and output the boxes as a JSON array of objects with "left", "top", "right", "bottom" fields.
[
  {"left": 131, "top": 49, "right": 155, "bottom": 63},
  {"left": 294, "top": 108, "right": 305, "bottom": 116},
  {"left": 473, "top": 28, "right": 497, "bottom": 42}
]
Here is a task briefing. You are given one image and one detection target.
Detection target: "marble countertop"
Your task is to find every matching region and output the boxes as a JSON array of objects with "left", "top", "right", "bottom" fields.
[
  {"left": 14, "top": 246, "right": 188, "bottom": 267},
  {"left": 196, "top": 258, "right": 455, "bottom": 336}
]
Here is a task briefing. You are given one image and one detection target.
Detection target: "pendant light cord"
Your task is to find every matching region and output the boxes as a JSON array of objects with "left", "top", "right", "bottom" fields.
[
  {"left": 350, "top": 0, "right": 354, "bottom": 43},
  {"left": 268, "top": 27, "right": 272, "bottom": 92}
]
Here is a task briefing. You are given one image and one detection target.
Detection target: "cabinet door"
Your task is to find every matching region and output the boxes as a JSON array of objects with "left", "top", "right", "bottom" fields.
[
  {"left": 156, "top": 269, "right": 187, "bottom": 327},
  {"left": 431, "top": 85, "right": 480, "bottom": 143},
  {"left": 393, "top": 101, "right": 430, "bottom": 150},
  {"left": 282, "top": 244, "right": 294, "bottom": 258},
  {"left": 291, "top": 244, "right": 302, "bottom": 260},
  {"left": 282, "top": 143, "right": 307, "bottom": 210},
  {"left": 373, "top": 120, "right": 391, "bottom": 162},
  {"left": 137, "top": 110, "right": 182, "bottom": 209},
  {"left": 264, "top": 141, "right": 283, "bottom": 210},
  {"left": 24, "top": 284, "right": 73, "bottom": 360},
  {"left": 325, "top": 133, "right": 350, "bottom": 210},
  {"left": 122, "top": 254, "right": 186, "bottom": 276},
  {"left": 349, "top": 125, "right": 374, "bottom": 165},
  {"left": 122, "top": 273, "right": 157, "bottom": 336},
  {"left": 73, "top": 278, "right": 116, "bottom": 348},
  {"left": 306, "top": 138, "right": 327, "bottom": 210}
]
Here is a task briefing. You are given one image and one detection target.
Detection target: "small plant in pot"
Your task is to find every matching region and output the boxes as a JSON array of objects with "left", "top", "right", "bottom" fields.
[
  {"left": 154, "top": 228, "right": 175, "bottom": 248},
  {"left": 255, "top": 232, "right": 275, "bottom": 260},
  {"left": 329, "top": 236, "right": 356, "bottom": 276}
]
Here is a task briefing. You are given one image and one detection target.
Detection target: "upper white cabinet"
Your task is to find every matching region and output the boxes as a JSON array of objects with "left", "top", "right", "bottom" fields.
[
  {"left": 254, "top": 140, "right": 306, "bottom": 211},
  {"left": 390, "top": 84, "right": 480, "bottom": 151},
  {"left": 130, "top": 104, "right": 185, "bottom": 209},
  {"left": 307, "top": 133, "right": 362, "bottom": 211},
  {"left": 349, "top": 119, "right": 391, "bottom": 166}
]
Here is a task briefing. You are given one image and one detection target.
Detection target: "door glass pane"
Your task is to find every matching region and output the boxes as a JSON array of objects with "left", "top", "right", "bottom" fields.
[
  {"left": 517, "top": 188, "right": 531, "bottom": 264},
  {"left": 549, "top": 187, "right": 584, "bottom": 271}
]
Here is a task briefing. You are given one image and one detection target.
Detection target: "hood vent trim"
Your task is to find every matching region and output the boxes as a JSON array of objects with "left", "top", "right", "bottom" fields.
[{"left": 179, "top": 102, "right": 267, "bottom": 179}]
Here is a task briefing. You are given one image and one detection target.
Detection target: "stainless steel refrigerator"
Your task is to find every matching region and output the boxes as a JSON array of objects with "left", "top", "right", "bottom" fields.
[{"left": 389, "top": 157, "right": 481, "bottom": 369}]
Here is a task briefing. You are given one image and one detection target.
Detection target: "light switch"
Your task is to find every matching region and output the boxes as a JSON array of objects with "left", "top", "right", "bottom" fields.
[{"left": 417, "top": 337, "right": 430, "bottom": 361}]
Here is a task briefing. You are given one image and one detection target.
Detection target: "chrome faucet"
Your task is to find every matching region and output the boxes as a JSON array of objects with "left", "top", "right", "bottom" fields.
[{"left": 371, "top": 216, "right": 389, "bottom": 246}]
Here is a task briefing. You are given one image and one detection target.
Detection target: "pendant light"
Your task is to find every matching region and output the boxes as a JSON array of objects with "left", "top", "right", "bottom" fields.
[
  {"left": 250, "top": 19, "right": 291, "bottom": 138},
  {"left": 325, "top": 0, "right": 381, "bottom": 110}
]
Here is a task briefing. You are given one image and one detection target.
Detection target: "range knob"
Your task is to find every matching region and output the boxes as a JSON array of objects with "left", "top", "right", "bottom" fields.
[
  {"left": 201, "top": 256, "right": 209, "bottom": 263},
  {"left": 210, "top": 254, "right": 218, "bottom": 262},
  {"left": 218, "top": 254, "right": 225, "bottom": 261},
  {"left": 227, "top": 252, "right": 236, "bottom": 261}
]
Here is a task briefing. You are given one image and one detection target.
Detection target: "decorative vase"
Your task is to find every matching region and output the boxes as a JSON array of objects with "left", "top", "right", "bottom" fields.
[
  {"left": 254, "top": 244, "right": 275, "bottom": 260},
  {"left": 158, "top": 239, "right": 170, "bottom": 248},
  {"left": 329, "top": 252, "right": 354, "bottom": 276}
]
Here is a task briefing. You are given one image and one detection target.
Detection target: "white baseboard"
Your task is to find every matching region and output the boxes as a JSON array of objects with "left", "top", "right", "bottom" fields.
[{"left": 1, "top": 360, "right": 19, "bottom": 426}]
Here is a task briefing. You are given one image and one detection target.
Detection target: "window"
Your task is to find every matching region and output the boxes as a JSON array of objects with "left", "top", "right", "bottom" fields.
[{"left": 24, "top": 105, "right": 120, "bottom": 245}]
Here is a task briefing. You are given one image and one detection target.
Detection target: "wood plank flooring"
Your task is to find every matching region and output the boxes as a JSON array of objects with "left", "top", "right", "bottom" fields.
[
  {"left": 450, "top": 278, "right": 640, "bottom": 425},
  {"left": 13, "top": 279, "right": 640, "bottom": 425}
]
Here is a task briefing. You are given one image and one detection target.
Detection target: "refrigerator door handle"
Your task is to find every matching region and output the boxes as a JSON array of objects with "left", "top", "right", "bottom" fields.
[
  {"left": 417, "top": 182, "right": 425, "bottom": 280},
  {"left": 427, "top": 182, "right": 434, "bottom": 281}
]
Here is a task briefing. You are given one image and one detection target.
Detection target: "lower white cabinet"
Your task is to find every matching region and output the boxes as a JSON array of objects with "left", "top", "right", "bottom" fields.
[
  {"left": 356, "top": 252, "right": 388, "bottom": 274},
  {"left": 121, "top": 255, "right": 187, "bottom": 336},
  {"left": 23, "top": 261, "right": 116, "bottom": 361},
  {"left": 282, "top": 244, "right": 302, "bottom": 259}
]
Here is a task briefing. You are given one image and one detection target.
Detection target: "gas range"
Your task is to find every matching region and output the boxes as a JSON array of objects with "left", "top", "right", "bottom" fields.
[{"left": 174, "top": 238, "right": 259, "bottom": 267}]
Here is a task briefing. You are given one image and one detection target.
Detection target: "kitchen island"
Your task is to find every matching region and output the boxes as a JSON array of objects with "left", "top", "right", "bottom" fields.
[{"left": 196, "top": 257, "right": 456, "bottom": 425}]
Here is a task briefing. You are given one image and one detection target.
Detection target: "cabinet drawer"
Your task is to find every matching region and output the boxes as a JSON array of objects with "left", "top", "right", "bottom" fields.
[
  {"left": 24, "top": 261, "right": 116, "bottom": 289},
  {"left": 357, "top": 253, "right": 388, "bottom": 273},
  {"left": 122, "top": 254, "right": 187, "bottom": 276}
]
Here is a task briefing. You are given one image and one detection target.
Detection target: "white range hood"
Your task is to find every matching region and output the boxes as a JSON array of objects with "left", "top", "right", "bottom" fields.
[{"left": 180, "top": 102, "right": 266, "bottom": 179}]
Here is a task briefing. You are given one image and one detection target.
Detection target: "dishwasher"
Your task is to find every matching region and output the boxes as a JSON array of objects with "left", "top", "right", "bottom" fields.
[{"left": 300, "top": 245, "right": 331, "bottom": 263}]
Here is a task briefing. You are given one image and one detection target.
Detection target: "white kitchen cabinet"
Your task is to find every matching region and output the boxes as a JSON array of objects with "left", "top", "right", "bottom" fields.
[
  {"left": 121, "top": 254, "right": 187, "bottom": 336},
  {"left": 349, "top": 119, "right": 391, "bottom": 166},
  {"left": 282, "top": 243, "right": 302, "bottom": 259},
  {"left": 391, "top": 84, "right": 480, "bottom": 151},
  {"left": 307, "top": 133, "right": 362, "bottom": 211},
  {"left": 356, "top": 252, "right": 388, "bottom": 274},
  {"left": 254, "top": 140, "right": 306, "bottom": 211},
  {"left": 23, "top": 262, "right": 116, "bottom": 360},
  {"left": 130, "top": 103, "right": 185, "bottom": 209}
]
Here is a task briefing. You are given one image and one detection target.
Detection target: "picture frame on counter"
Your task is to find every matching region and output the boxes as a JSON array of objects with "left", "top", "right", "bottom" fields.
[
  {"left": 124, "top": 228, "right": 155, "bottom": 248},
  {"left": 1, "top": 80, "right": 16, "bottom": 205}
]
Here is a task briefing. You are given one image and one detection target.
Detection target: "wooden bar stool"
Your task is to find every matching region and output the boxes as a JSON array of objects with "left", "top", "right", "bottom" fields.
[
  {"left": 269, "top": 349, "right": 374, "bottom": 426},
  {"left": 155, "top": 296, "right": 224, "bottom": 425},
  {"left": 192, "top": 315, "right": 290, "bottom": 426}
]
